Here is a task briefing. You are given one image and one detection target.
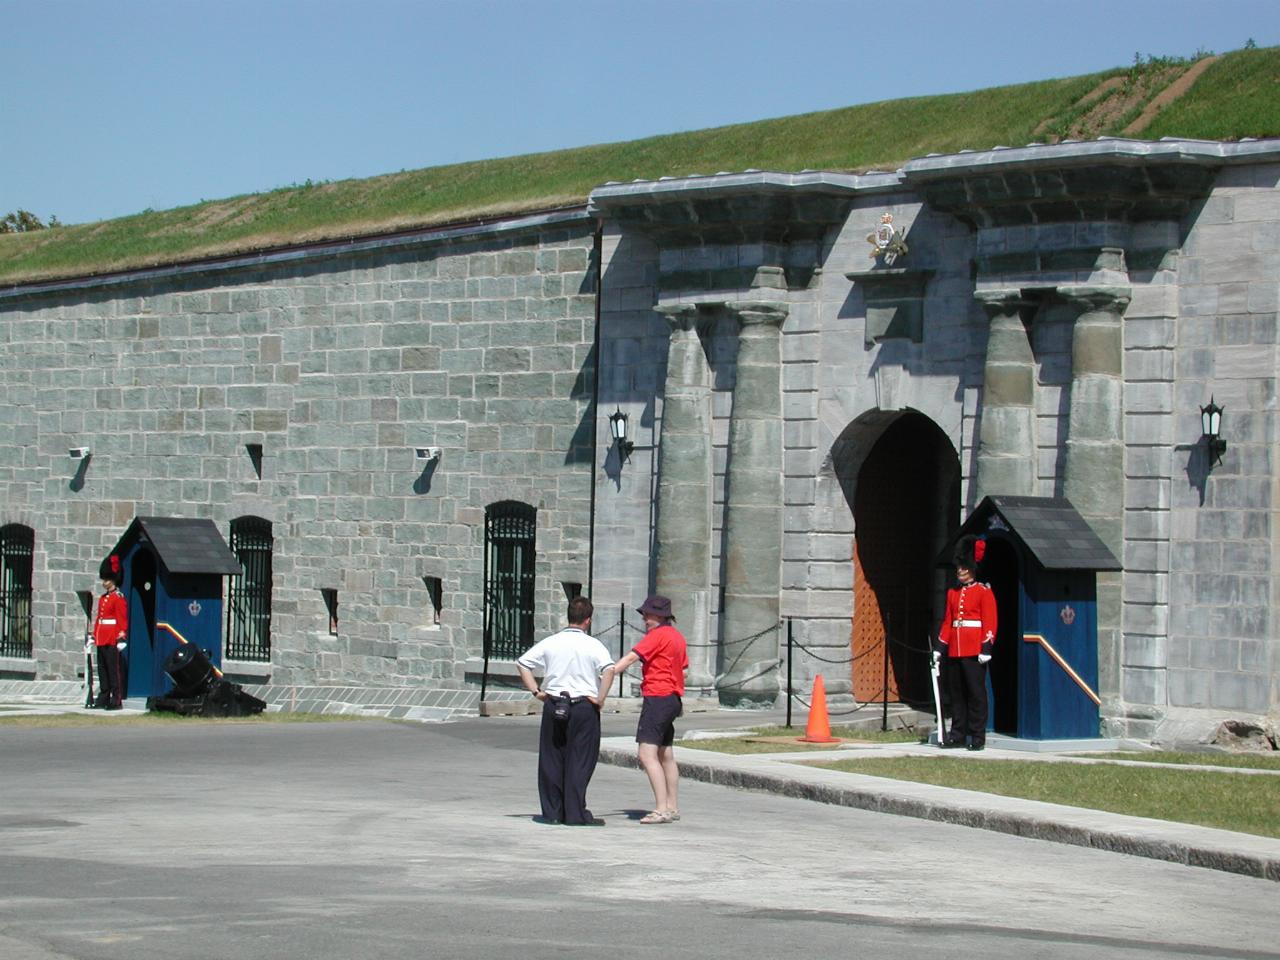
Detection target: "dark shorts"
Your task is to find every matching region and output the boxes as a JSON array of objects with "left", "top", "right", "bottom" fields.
[{"left": 636, "top": 694, "right": 682, "bottom": 746}]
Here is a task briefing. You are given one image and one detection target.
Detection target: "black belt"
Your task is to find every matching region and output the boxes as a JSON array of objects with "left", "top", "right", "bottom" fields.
[{"left": 556, "top": 693, "right": 592, "bottom": 704}]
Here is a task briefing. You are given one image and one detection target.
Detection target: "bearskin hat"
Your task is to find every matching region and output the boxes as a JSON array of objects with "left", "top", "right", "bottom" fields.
[
  {"left": 98, "top": 554, "right": 122, "bottom": 584},
  {"left": 953, "top": 535, "right": 986, "bottom": 571}
]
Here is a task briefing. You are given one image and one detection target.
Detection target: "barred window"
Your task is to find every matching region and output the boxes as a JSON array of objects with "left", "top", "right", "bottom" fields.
[
  {"left": 483, "top": 501, "right": 536, "bottom": 660},
  {"left": 226, "top": 516, "right": 272, "bottom": 662},
  {"left": 0, "top": 525, "right": 34, "bottom": 659}
]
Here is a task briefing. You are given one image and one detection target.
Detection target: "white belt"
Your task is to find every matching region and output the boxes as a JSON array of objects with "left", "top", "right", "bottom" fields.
[
  {"left": 953, "top": 619, "right": 981, "bottom": 628},
  {"left": 100, "top": 619, "right": 118, "bottom": 625}
]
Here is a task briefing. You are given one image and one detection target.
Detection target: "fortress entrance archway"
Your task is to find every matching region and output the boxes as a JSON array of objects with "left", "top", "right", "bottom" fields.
[{"left": 836, "top": 411, "right": 959, "bottom": 706}]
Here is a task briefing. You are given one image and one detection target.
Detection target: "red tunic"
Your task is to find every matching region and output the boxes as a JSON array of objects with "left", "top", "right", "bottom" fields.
[
  {"left": 93, "top": 589, "right": 128, "bottom": 647},
  {"left": 938, "top": 581, "right": 997, "bottom": 658}
]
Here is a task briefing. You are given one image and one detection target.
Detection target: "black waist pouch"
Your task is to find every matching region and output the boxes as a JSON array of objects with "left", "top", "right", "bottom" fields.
[{"left": 552, "top": 694, "right": 572, "bottom": 723}]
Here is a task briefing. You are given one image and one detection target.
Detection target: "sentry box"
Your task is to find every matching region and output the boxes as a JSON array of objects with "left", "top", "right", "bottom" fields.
[
  {"left": 941, "top": 497, "right": 1121, "bottom": 741},
  {"left": 101, "top": 517, "right": 244, "bottom": 700}
]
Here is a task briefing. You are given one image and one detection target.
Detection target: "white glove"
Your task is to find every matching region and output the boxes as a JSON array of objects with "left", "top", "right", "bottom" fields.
[
  {"left": 117, "top": 642, "right": 128, "bottom": 652},
  {"left": 977, "top": 653, "right": 991, "bottom": 665}
]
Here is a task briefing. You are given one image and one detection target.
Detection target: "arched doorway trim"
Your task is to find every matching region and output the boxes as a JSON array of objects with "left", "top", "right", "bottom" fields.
[{"left": 834, "top": 409, "right": 960, "bottom": 706}]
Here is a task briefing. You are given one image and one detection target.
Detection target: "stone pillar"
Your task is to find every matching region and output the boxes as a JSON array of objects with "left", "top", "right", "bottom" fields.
[
  {"left": 1059, "top": 265, "right": 1131, "bottom": 706},
  {"left": 1059, "top": 282, "right": 1131, "bottom": 557},
  {"left": 974, "top": 290, "right": 1038, "bottom": 503},
  {"left": 718, "top": 301, "right": 788, "bottom": 706},
  {"left": 653, "top": 303, "right": 715, "bottom": 691}
]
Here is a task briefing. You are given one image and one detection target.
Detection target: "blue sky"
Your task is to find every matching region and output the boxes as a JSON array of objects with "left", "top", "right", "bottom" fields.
[{"left": 2, "top": 0, "right": 1276, "bottom": 225}]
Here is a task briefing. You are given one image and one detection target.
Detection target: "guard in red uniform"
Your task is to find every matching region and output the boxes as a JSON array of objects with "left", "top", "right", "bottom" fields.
[
  {"left": 935, "top": 536, "right": 997, "bottom": 750},
  {"left": 92, "top": 555, "right": 128, "bottom": 710}
]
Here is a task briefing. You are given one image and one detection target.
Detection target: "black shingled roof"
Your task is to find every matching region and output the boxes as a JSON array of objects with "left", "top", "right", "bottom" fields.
[
  {"left": 109, "top": 517, "right": 243, "bottom": 576},
  {"left": 945, "top": 496, "right": 1121, "bottom": 572}
]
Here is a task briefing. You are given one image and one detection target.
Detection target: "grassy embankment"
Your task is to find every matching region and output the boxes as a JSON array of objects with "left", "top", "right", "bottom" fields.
[{"left": 3, "top": 45, "right": 1277, "bottom": 286}]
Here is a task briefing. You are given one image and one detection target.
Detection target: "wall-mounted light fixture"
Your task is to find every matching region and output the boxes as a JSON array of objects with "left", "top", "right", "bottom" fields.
[
  {"left": 68, "top": 446, "right": 92, "bottom": 492},
  {"left": 1200, "top": 397, "right": 1226, "bottom": 468},
  {"left": 608, "top": 408, "right": 634, "bottom": 464},
  {"left": 415, "top": 446, "right": 442, "bottom": 464}
]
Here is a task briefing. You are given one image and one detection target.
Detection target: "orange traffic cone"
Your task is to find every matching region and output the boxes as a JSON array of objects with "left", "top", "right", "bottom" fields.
[{"left": 798, "top": 675, "right": 840, "bottom": 743}]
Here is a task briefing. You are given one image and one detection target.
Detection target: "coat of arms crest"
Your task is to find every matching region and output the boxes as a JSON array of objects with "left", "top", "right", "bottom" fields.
[{"left": 866, "top": 212, "right": 909, "bottom": 262}]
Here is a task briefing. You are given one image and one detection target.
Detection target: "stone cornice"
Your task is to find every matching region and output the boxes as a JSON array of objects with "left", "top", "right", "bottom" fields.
[
  {"left": 901, "top": 137, "right": 1280, "bottom": 179},
  {"left": 588, "top": 171, "right": 896, "bottom": 246},
  {"left": 898, "top": 139, "right": 1280, "bottom": 229}
]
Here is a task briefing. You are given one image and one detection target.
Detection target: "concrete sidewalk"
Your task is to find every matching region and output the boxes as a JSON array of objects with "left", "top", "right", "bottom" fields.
[{"left": 598, "top": 728, "right": 1280, "bottom": 884}]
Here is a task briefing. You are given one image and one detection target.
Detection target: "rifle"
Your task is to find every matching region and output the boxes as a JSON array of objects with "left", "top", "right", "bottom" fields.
[
  {"left": 83, "top": 592, "right": 96, "bottom": 708},
  {"left": 929, "top": 647, "right": 945, "bottom": 746}
]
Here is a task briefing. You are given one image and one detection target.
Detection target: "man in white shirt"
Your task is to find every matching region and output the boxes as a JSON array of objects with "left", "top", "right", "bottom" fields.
[{"left": 516, "top": 596, "right": 615, "bottom": 825}]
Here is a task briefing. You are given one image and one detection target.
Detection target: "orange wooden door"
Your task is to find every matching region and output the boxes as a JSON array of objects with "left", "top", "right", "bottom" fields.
[{"left": 851, "top": 538, "right": 900, "bottom": 702}]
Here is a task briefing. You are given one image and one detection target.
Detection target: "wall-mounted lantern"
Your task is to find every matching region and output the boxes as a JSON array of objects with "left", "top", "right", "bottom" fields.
[
  {"left": 608, "top": 408, "right": 634, "bottom": 464},
  {"left": 1200, "top": 397, "right": 1226, "bottom": 468}
]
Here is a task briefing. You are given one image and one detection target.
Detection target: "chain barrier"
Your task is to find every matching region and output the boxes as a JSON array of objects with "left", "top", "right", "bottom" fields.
[
  {"left": 887, "top": 632, "right": 933, "bottom": 655},
  {"left": 788, "top": 694, "right": 878, "bottom": 718},
  {"left": 788, "top": 640, "right": 858, "bottom": 665},
  {"left": 713, "top": 661, "right": 782, "bottom": 691},
  {"left": 592, "top": 612, "right": 932, "bottom": 731},
  {"left": 686, "top": 620, "right": 781, "bottom": 649}
]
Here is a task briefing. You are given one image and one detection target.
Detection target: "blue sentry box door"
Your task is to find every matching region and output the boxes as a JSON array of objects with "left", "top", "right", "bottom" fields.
[{"left": 1020, "top": 570, "right": 1100, "bottom": 739}]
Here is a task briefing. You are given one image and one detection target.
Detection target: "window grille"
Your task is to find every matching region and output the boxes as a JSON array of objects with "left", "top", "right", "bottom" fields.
[
  {"left": 0, "top": 525, "right": 34, "bottom": 658},
  {"left": 483, "top": 501, "right": 536, "bottom": 660},
  {"left": 226, "top": 516, "right": 272, "bottom": 661}
]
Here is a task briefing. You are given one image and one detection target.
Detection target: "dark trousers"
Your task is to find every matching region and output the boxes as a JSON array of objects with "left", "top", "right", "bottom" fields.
[
  {"left": 946, "top": 656, "right": 988, "bottom": 745},
  {"left": 537, "top": 698, "right": 601, "bottom": 824},
  {"left": 96, "top": 644, "right": 123, "bottom": 707}
]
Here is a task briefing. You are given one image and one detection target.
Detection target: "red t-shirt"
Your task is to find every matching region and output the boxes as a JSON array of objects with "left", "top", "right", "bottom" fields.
[{"left": 632, "top": 624, "right": 688, "bottom": 697}]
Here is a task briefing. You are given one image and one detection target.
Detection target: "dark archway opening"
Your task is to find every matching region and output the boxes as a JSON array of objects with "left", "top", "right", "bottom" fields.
[
  {"left": 983, "top": 536, "right": 1021, "bottom": 735},
  {"left": 850, "top": 411, "right": 959, "bottom": 707}
]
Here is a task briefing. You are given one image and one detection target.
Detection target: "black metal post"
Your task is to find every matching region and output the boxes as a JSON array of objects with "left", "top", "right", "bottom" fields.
[
  {"left": 617, "top": 602, "right": 625, "bottom": 698},
  {"left": 881, "top": 611, "right": 890, "bottom": 732},
  {"left": 786, "top": 618, "right": 793, "bottom": 729}
]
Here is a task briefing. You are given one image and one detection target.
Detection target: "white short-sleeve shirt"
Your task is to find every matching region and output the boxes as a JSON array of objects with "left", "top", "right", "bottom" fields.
[{"left": 516, "top": 627, "right": 613, "bottom": 699}]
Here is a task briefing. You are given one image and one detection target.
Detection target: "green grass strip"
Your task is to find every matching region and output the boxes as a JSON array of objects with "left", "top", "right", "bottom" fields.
[
  {"left": 681, "top": 725, "right": 919, "bottom": 754},
  {"left": 1075, "top": 750, "right": 1280, "bottom": 770},
  {"left": 807, "top": 755, "right": 1280, "bottom": 839}
]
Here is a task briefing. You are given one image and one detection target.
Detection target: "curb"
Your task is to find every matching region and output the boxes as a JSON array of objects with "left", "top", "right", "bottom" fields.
[{"left": 597, "top": 743, "right": 1280, "bottom": 883}]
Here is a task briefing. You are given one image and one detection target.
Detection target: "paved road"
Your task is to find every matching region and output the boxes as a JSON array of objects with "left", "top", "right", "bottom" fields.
[{"left": 1, "top": 718, "right": 1275, "bottom": 960}]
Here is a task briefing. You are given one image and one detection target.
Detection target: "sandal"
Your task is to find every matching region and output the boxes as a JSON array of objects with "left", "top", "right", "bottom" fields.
[
  {"left": 639, "top": 810, "right": 672, "bottom": 824},
  {"left": 665, "top": 809, "right": 680, "bottom": 821}
]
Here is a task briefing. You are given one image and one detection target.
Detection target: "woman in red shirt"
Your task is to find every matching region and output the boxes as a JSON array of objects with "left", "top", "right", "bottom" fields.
[{"left": 612, "top": 594, "right": 688, "bottom": 824}]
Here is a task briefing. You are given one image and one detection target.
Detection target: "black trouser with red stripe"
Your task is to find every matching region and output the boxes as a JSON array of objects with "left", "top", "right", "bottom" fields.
[
  {"left": 946, "top": 656, "right": 988, "bottom": 745},
  {"left": 95, "top": 644, "right": 123, "bottom": 708},
  {"left": 537, "top": 697, "right": 601, "bottom": 825}
]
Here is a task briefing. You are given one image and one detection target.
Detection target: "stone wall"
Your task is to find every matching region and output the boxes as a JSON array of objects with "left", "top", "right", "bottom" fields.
[
  {"left": 2, "top": 140, "right": 1277, "bottom": 741},
  {"left": 1163, "top": 161, "right": 1280, "bottom": 730},
  {"left": 0, "top": 212, "right": 598, "bottom": 690}
]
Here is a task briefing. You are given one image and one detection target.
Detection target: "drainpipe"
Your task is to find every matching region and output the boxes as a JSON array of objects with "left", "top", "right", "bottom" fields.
[{"left": 587, "top": 223, "right": 603, "bottom": 597}]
